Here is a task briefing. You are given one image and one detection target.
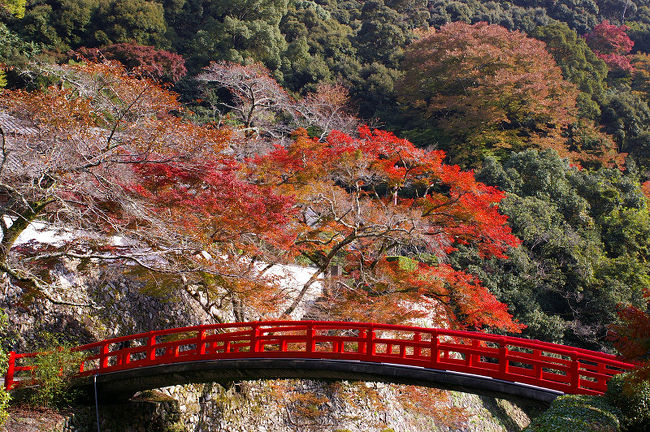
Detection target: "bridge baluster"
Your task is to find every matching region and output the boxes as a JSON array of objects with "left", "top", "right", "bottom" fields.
[
  {"left": 596, "top": 361, "right": 607, "bottom": 392},
  {"left": 147, "top": 333, "right": 156, "bottom": 361},
  {"left": 570, "top": 352, "right": 581, "bottom": 392},
  {"left": 307, "top": 324, "right": 314, "bottom": 353},
  {"left": 251, "top": 325, "right": 261, "bottom": 353},
  {"left": 431, "top": 331, "right": 439, "bottom": 365},
  {"left": 534, "top": 349, "right": 542, "bottom": 380},
  {"left": 100, "top": 343, "right": 110, "bottom": 370},
  {"left": 121, "top": 347, "right": 130, "bottom": 366},
  {"left": 467, "top": 339, "right": 477, "bottom": 367},
  {"left": 498, "top": 337, "right": 509, "bottom": 379},
  {"left": 198, "top": 329, "right": 207, "bottom": 355},
  {"left": 365, "top": 326, "right": 375, "bottom": 358},
  {"left": 414, "top": 333, "right": 421, "bottom": 358}
]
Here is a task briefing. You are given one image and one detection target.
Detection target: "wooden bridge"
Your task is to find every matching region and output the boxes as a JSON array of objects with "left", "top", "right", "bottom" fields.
[{"left": 4, "top": 321, "right": 635, "bottom": 403}]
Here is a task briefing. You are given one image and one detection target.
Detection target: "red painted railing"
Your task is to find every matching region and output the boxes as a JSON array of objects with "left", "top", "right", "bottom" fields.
[{"left": 4, "top": 321, "right": 635, "bottom": 395}]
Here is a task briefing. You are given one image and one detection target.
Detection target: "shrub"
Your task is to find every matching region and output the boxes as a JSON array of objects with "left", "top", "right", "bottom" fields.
[
  {"left": 606, "top": 373, "right": 650, "bottom": 432},
  {"left": 0, "top": 309, "right": 11, "bottom": 426},
  {"left": 28, "top": 334, "right": 85, "bottom": 408},
  {"left": 524, "top": 395, "right": 621, "bottom": 432}
]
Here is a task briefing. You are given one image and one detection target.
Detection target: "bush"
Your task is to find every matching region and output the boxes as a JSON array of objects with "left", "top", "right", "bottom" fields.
[
  {"left": 524, "top": 395, "right": 621, "bottom": 432},
  {"left": 28, "top": 334, "right": 85, "bottom": 408},
  {"left": 606, "top": 373, "right": 650, "bottom": 432},
  {"left": 0, "top": 309, "right": 11, "bottom": 426}
]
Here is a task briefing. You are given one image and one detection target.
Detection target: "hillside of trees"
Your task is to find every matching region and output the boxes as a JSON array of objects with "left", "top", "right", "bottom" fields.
[{"left": 1, "top": 0, "right": 650, "bottom": 430}]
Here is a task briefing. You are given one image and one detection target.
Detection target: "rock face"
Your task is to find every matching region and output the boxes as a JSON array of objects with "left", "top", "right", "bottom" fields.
[{"left": 1, "top": 259, "right": 536, "bottom": 431}]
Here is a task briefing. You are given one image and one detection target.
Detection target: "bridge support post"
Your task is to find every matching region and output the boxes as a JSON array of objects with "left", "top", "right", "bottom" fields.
[
  {"left": 4, "top": 351, "right": 15, "bottom": 391},
  {"left": 251, "top": 325, "right": 261, "bottom": 353},
  {"left": 100, "top": 344, "right": 110, "bottom": 370},
  {"left": 498, "top": 337, "right": 509, "bottom": 379},
  {"left": 431, "top": 331, "right": 439, "bottom": 365},
  {"left": 147, "top": 332, "right": 156, "bottom": 361},
  {"left": 365, "top": 326, "right": 375, "bottom": 359},
  {"left": 570, "top": 352, "right": 581, "bottom": 392},
  {"left": 307, "top": 324, "right": 314, "bottom": 353},
  {"left": 198, "top": 330, "right": 207, "bottom": 355}
]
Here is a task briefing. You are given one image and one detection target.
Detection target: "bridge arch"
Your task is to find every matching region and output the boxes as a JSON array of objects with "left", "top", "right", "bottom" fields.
[{"left": 5, "top": 321, "right": 634, "bottom": 404}]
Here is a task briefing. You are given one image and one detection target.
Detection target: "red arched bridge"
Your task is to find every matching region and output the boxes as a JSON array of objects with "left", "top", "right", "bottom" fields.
[{"left": 4, "top": 321, "right": 635, "bottom": 403}]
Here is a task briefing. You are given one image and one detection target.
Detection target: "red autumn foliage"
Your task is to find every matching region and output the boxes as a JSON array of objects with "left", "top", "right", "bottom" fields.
[
  {"left": 585, "top": 20, "right": 635, "bottom": 73},
  {"left": 609, "top": 291, "right": 650, "bottom": 380},
  {"left": 254, "top": 126, "right": 523, "bottom": 331},
  {"left": 130, "top": 159, "right": 295, "bottom": 252},
  {"left": 0, "top": 61, "right": 294, "bottom": 321},
  {"left": 75, "top": 43, "right": 187, "bottom": 82}
]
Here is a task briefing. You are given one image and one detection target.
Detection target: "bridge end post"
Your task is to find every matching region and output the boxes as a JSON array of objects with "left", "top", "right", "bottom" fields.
[{"left": 4, "top": 351, "right": 15, "bottom": 391}]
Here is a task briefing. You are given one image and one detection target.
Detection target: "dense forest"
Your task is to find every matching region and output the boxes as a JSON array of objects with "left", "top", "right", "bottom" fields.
[{"left": 1, "top": 0, "right": 650, "bottom": 431}]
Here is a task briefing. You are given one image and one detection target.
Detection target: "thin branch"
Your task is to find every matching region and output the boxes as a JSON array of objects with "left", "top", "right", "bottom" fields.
[
  {"left": 0, "top": 261, "right": 102, "bottom": 309},
  {"left": 0, "top": 125, "right": 7, "bottom": 177}
]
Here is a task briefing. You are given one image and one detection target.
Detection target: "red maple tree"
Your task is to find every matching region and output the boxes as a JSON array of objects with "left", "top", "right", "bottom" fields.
[
  {"left": 74, "top": 43, "right": 187, "bottom": 83},
  {"left": 585, "top": 20, "right": 635, "bottom": 73},
  {"left": 254, "top": 127, "right": 523, "bottom": 331},
  {"left": 610, "top": 290, "right": 650, "bottom": 380}
]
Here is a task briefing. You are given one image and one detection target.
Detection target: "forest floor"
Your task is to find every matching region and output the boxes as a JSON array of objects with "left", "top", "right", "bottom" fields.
[{"left": 3, "top": 405, "right": 68, "bottom": 432}]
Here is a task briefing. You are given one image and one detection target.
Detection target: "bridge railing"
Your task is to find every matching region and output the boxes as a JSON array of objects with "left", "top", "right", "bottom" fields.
[{"left": 4, "top": 321, "right": 635, "bottom": 394}]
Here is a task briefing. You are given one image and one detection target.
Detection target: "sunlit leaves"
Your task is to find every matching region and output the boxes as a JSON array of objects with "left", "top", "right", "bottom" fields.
[
  {"left": 397, "top": 22, "right": 581, "bottom": 167},
  {"left": 254, "top": 126, "right": 521, "bottom": 331},
  {"left": 585, "top": 20, "right": 635, "bottom": 74}
]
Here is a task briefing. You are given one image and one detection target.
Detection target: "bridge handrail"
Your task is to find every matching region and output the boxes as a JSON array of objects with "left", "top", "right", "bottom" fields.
[
  {"left": 5, "top": 320, "right": 636, "bottom": 395},
  {"left": 60, "top": 320, "right": 624, "bottom": 359}
]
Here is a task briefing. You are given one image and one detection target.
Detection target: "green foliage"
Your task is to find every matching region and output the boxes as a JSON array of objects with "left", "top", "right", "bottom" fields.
[
  {"left": 28, "top": 333, "right": 84, "bottom": 408},
  {"left": 428, "top": 0, "right": 552, "bottom": 33},
  {"left": 524, "top": 395, "right": 621, "bottom": 432},
  {"left": 18, "top": 0, "right": 97, "bottom": 50},
  {"left": 279, "top": 0, "right": 357, "bottom": 92},
  {"left": 532, "top": 22, "right": 608, "bottom": 119},
  {"left": 0, "top": 309, "right": 11, "bottom": 427},
  {"left": 601, "top": 90, "right": 650, "bottom": 174},
  {"left": 14, "top": 0, "right": 167, "bottom": 51},
  {"left": 0, "top": 22, "right": 42, "bottom": 88},
  {"left": 606, "top": 373, "right": 650, "bottom": 432},
  {"left": 91, "top": 0, "right": 168, "bottom": 47},
  {"left": 0, "top": 0, "right": 26, "bottom": 18},
  {"left": 181, "top": 0, "right": 289, "bottom": 72},
  {"left": 454, "top": 150, "right": 650, "bottom": 349}
]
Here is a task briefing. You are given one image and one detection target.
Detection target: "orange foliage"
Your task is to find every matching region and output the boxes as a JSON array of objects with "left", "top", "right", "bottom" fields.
[
  {"left": 610, "top": 290, "right": 650, "bottom": 380},
  {"left": 254, "top": 127, "right": 523, "bottom": 331},
  {"left": 398, "top": 22, "right": 621, "bottom": 169}
]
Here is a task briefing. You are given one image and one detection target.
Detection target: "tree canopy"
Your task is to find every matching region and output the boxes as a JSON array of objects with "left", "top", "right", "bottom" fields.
[
  {"left": 396, "top": 22, "right": 620, "bottom": 168},
  {"left": 454, "top": 149, "right": 650, "bottom": 348}
]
